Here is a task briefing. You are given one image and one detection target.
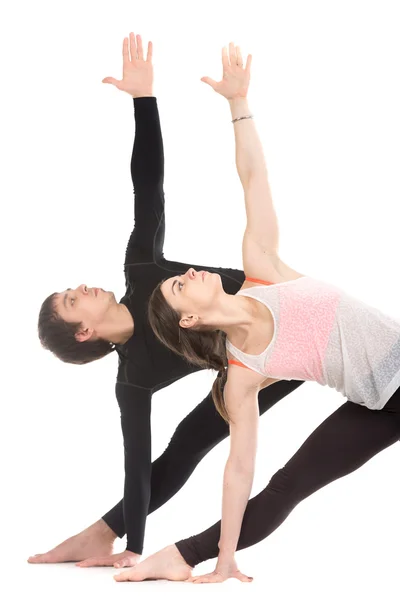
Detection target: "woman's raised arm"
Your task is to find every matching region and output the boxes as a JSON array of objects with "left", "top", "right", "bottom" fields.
[{"left": 202, "top": 43, "right": 300, "bottom": 283}]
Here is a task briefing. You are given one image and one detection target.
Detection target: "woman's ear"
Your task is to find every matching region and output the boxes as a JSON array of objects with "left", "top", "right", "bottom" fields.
[{"left": 179, "top": 314, "right": 199, "bottom": 329}]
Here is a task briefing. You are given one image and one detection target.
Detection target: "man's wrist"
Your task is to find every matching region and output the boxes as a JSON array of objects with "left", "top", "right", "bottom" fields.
[{"left": 132, "top": 92, "right": 154, "bottom": 99}]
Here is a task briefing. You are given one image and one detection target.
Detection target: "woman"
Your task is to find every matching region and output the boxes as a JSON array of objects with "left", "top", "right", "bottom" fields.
[
  {"left": 141, "top": 42, "right": 400, "bottom": 583},
  {"left": 29, "top": 33, "right": 304, "bottom": 568}
]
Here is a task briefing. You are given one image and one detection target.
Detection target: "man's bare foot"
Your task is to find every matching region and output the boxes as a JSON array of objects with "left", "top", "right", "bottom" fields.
[
  {"left": 114, "top": 545, "right": 192, "bottom": 582},
  {"left": 28, "top": 519, "right": 116, "bottom": 564}
]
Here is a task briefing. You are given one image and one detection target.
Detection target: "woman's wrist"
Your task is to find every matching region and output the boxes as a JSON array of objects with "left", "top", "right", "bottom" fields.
[
  {"left": 228, "top": 96, "right": 250, "bottom": 120},
  {"left": 218, "top": 545, "right": 236, "bottom": 559}
]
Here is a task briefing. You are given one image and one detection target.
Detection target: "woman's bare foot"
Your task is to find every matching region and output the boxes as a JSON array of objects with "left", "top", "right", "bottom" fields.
[
  {"left": 27, "top": 519, "right": 116, "bottom": 564},
  {"left": 114, "top": 545, "right": 192, "bottom": 582}
]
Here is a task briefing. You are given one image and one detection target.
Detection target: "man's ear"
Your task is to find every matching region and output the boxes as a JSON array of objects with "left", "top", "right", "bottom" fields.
[{"left": 75, "top": 326, "right": 95, "bottom": 343}]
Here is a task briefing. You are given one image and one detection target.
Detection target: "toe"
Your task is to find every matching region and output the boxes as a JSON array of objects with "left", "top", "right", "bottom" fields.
[
  {"left": 76, "top": 560, "right": 88, "bottom": 567},
  {"left": 31, "top": 554, "right": 46, "bottom": 563},
  {"left": 27, "top": 555, "right": 41, "bottom": 563}
]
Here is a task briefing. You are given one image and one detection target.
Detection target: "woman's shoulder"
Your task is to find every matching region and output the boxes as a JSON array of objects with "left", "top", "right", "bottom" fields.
[{"left": 239, "top": 256, "right": 304, "bottom": 293}]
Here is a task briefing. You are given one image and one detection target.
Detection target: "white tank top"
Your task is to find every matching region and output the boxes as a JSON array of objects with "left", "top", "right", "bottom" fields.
[{"left": 226, "top": 277, "right": 400, "bottom": 409}]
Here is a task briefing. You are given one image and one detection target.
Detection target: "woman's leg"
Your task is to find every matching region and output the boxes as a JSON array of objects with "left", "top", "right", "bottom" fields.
[
  {"left": 115, "top": 399, "right": 400, "bottom": 581},
  {"left": 176, "top": 400, "right": 400, "bottom": 566}
]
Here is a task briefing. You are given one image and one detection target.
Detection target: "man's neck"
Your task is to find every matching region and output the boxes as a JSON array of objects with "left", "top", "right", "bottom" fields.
[{"left": 98, "top": 303, "right": 135, "bottom": 345}]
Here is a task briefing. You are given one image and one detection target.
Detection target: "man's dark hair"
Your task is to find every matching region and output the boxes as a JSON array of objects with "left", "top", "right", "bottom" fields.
[{"left": 38, "top": 292, "right": 115, "bottom": 365}]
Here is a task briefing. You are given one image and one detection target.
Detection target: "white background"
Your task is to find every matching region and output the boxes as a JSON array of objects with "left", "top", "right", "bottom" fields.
[{"left": 1, "top": 0, "right": 400, "bottom": 598}]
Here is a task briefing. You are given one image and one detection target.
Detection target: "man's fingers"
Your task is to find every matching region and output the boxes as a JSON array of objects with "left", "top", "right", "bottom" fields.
[
  {"left": 114, "top": 560, "right": 126, "bottom": 568},
  {"left": 76, "top": 556, "right": 114, "bottom": 567},
  {"left": 136, "top": 34, "right": 143, "bottom": 60},
  {"left": 129, "top": 32, "right": 137, "bottom": 62},
  {"left": 146, "top": 41, "right": 153, "bottom": 62},
  {"left": 123, "top": 37, "right": 130, "bottom": 66},
  {"left": 115, "top": 558, "right": 136, "bottom": 568},
  {"left": 102, "top": 77, "right": 120, "bottom": 88}
]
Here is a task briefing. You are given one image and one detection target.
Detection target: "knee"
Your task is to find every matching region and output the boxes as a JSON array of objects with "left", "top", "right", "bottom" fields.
[
  {"left": 163, "top": 429, "right": 208, "bottom": 463},
  {"left": 265, "top": 466, "right": 313, "bottom": 502}
]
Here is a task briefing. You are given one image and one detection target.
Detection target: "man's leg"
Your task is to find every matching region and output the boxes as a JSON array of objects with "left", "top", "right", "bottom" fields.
[{"left": 28, "top": 380, "right": 302, "bottom": 564}]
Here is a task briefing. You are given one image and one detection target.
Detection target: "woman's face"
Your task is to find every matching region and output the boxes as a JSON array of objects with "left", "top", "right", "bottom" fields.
[{"left": 161, "top": 268, "right": 223, "bottom": 328}]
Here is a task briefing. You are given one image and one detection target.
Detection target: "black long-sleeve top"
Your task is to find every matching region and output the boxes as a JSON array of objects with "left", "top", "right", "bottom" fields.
[{"left": 117, "top": 97, "right": 246, "bottom": 554}]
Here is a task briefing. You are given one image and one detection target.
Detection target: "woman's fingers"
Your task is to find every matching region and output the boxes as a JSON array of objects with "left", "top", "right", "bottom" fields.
[
  {"left": 223, "top": 42, "right": 249, "bottom": 70},
  {"left": 236, "top": 45, "right": 243, "bottom": 67},
  {"left": 245, "top": 53, "right": 253, "bottom": 73},
  {"left": 188, "top": 568, "right": 253, "bottom": 584},
  {"left": 229, "top": 41, "right": 236, "bottom": 66},
  {"left": 235, "top": 571, "right": 253, "bottom": 582},
  {"left": 200, "top": 76, "right": 217, "bottom": 89},
  {"left": 222, "top": 46, "right": 229, "bottom": 69},
  {"left": 189, "top": 572, "right": 224, "bottom": 583}
]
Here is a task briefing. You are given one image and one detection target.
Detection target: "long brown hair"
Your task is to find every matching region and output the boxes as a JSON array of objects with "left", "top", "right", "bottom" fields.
[{"left": 148, "top": 281, "right": 230, "bottom": 422}]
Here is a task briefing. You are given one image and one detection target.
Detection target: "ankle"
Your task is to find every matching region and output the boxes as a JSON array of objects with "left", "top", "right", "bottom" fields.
[
  {"left": 171, "top": 544, "right": 190, "bottom": 565},
  {"left": 91, "top": 519, "right": 118, "bottom": 542}
]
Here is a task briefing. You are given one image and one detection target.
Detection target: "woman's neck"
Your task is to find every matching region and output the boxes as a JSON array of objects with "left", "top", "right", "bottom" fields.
[{"left": 203, "top": 294, "right": 257, "bottom": 340}]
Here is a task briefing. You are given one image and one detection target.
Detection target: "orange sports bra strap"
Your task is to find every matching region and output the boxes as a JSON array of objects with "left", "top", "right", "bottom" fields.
[
  {"left": 245, "top": 276, "right": 273, "bottom": 286},
  {"left": 228, "top": 359, "right": 251, "bottom": 370}
]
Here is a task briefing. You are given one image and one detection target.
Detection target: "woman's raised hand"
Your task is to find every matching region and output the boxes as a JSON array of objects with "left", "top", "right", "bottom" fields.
[
  {"left": 201, "top": 42, "right": 252, "bottom": 100},
  {"left": 103, "top": 32, "right": 153, "bottom": 97}
]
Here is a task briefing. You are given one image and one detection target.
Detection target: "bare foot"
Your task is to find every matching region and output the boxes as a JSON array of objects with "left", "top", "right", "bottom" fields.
[
  {"left": 114, "top": 545, "right": 192, "bottom": 582},
  {"left": 28, "top": 519, "right": 116, "bottom": 564}
]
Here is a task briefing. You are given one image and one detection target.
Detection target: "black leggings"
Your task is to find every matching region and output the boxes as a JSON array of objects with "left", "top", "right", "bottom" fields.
[
  {"left": 102, "top": 380, "right": 304, "bottom": 537},
  {"left": 176, "top": 387, "right": 400, "bottom": 567}
]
